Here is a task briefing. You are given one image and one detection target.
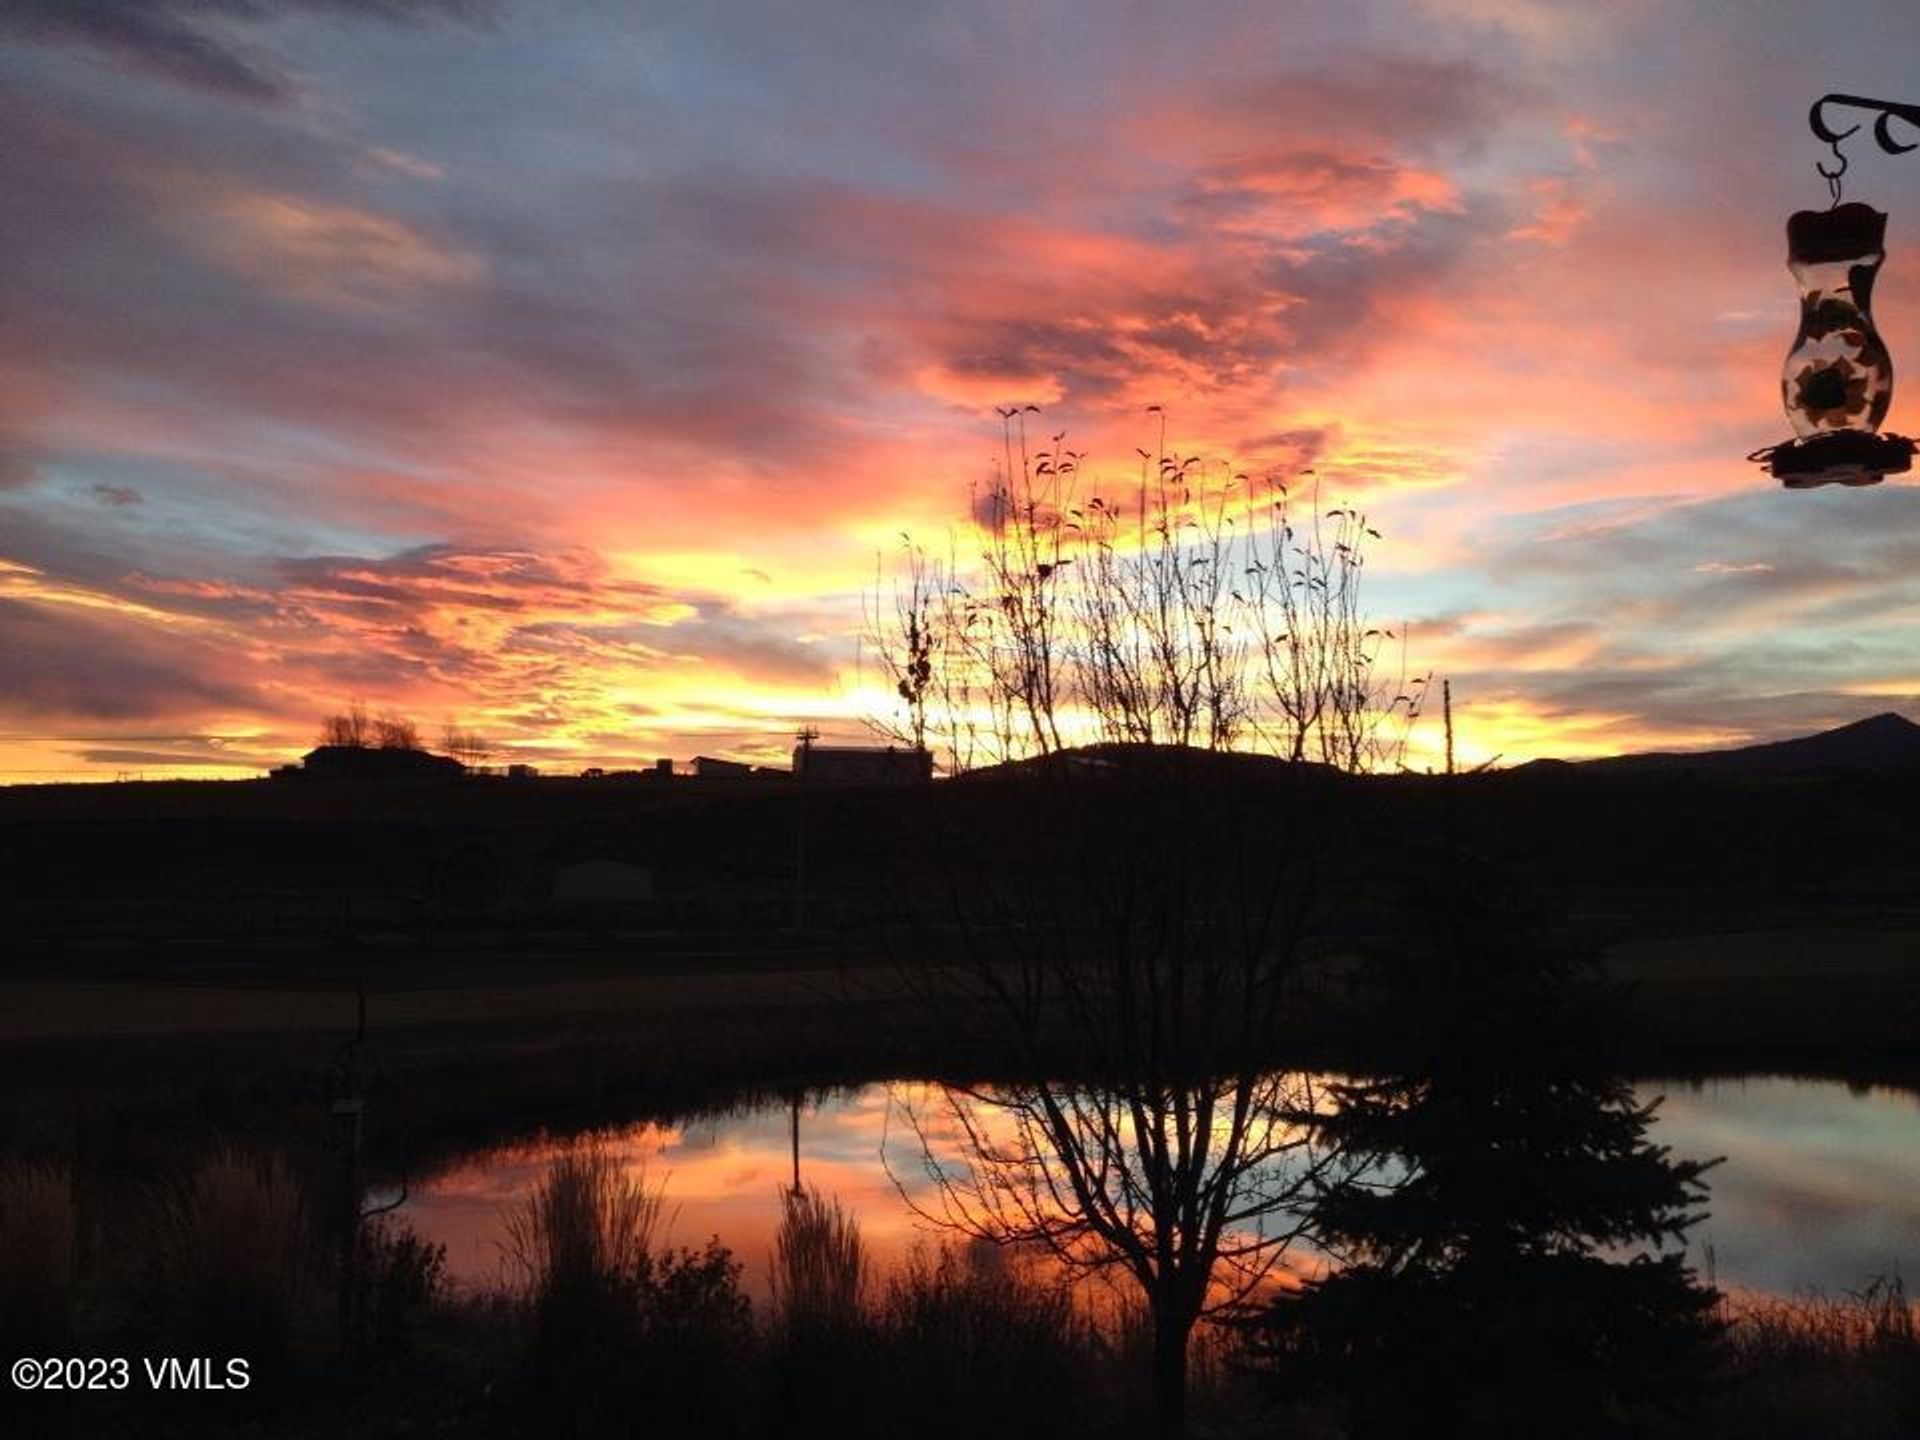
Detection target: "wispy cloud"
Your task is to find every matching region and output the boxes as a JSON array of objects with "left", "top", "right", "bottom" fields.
[{"left": 1, "top": 0, "right": 488, "bottom": 102}]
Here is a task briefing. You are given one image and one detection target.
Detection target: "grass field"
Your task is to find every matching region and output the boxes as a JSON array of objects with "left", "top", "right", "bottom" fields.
[
  {"left": 1609, "top": 925, "right": 1920, "bottom": 1057},
  {"left": 3, "top": 917, "right": 1917, "bottom": 1180},
  {"left": 9, "top": 918, "right": 1916, "bottom": 1047}
]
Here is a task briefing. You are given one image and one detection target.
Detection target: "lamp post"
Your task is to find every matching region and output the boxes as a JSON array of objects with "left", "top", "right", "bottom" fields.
[{"left": 1754, "top": 94, "right": 1920, "bottom": 487}]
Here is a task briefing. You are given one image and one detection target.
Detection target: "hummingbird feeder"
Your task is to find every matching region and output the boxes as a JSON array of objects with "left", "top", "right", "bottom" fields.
[{"left": 1755, "top": 95, "right": 1920, "bottom": 488}]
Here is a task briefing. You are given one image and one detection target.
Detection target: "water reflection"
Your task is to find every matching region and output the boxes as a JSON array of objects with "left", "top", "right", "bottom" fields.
[
  {"left": 399, "top": 1075, "right": 1919, "bottom": 1304},
  {"left": 1656, "top": 1076, "right": 1920, "bottom": 1298},
  {"left": 401, "top": 1087, "right": 932, "bottom": 1297}
]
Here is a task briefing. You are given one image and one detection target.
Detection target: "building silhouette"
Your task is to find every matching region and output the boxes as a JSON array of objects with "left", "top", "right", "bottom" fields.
[{"left": 791, "top": 743, "right": 932, "bottom": 785}]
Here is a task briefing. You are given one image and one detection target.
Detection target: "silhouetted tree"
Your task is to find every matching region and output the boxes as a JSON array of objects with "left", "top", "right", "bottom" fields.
[
  {"left": 317, "top": 702, "right": 422, "bottom": 752},
  {"left": 891, "top": 758, "right": 1347, "bottom": 1440},
  {"left": 876, "top": 408, "right": 1424, "bottom": 1439},
  {"left": 869, "top": 407, "right": 1425, "bottom": 777},
  {"left": 318, "top": 701, "right": 372, "bottom": 749},
  {"left": 370, "top": 711, "right": 419, "bottom": 751},
  {"left": 1240, "top": 856, "right": 1722, "bottom": 1439},
  {"left": 440, "top": 721, "right": 491, "bottom": 767}
]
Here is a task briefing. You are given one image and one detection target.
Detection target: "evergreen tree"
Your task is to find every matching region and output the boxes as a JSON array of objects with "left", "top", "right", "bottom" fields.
[{"left": 1244, "top": 853, "right": 1722, "bottom": 1438}]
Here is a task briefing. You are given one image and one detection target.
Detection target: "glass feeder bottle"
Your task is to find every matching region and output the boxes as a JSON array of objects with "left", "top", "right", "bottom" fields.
[{"left": 1783, "top": 202, "right": 1893, "bottom": 438}]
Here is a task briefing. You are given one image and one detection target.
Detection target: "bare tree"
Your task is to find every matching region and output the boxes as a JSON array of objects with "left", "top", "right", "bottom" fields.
[
  {"left": 317, "top": 702, "right": 426, "bottom": 753},
  {"left": 864, "top": 542, "right": 940, "bottom": 760},
  {"left": 371, "top": 712, "right": 420, "bottom": 751},
  {"left": 318, "top": 701, "right": 372, "bottom": 749},
  {"left": 867, "top": 407, "right": 1424, "bottom": 776},
  {"left": 871, "top": 407, "right": 1425, "bottom": 1439},
  {"left": 440, "top": 722, "right": 492, "bottom": 768}
]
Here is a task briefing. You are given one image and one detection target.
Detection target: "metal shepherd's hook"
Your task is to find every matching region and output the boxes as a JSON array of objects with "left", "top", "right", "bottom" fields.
[{"left": 1810, "top": 93, "right": 1920, "bottom": 205}]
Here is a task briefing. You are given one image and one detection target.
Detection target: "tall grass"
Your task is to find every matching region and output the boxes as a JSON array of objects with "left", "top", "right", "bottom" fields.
[
  {"left": 1726, "top": 1273, "right": 1916, "bottom": 1360},
  {"left": 768, "top": 1186, "right": 865, "bottom": 1336},
  {"left": 147, "top": 1147, "right": 311, "bottom": 1365},
  {"left": 879, "top": 1240, "right": 1099, "bottom": 1436},
  {"left": 1706, "top": 1276, "right": 1920, "bottom": 1440},
  {"left": 762, "top": 1188, "right": 869, "bottom": 1435},
  {"left": 501, "top": 1143, "right": 663, "bottom": 1300},
  {"left": 881, "top": 1236, "right": 1071, "bottom": 1343},
  {"left": 498, "top": 1144, "right": 670, "bottom": 1439},
  {"left": 0, "top": 1160, "right": 75, "bottom": 1349},
  {"left": 762, "top": 1192, "right": 1124, "bottom": 1438}
]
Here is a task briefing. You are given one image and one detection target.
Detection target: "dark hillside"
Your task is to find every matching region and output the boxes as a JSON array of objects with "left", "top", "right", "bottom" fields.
[
  {"left": 5, "top": 717, "right": 1920, "bottom": 960},
  {"left": 1521, "top": 711, "right": 1920, "bottom": 777}
]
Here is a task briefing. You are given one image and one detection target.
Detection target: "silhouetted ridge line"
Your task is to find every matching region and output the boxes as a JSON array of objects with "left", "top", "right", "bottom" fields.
[{"left": 1522, "top": 711, "right": 1920, "bottom": 775}]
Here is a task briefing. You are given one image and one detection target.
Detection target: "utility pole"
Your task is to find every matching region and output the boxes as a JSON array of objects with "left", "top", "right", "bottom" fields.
[
  {"left": 1441, "top": 679, "right": 1460, "bottom": 862},
  {"left": 794, "top": 726, "right": 818, "bottom": 930}
]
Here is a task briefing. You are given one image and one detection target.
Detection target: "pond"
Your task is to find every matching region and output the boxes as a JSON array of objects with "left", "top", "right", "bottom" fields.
[{"left": 396, "top": 1074, "right": 1920, "bottom": 1306}]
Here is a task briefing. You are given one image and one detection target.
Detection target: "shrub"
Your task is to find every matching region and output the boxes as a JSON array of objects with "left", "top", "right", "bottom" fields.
[
  {"left": 631, "top": 1240, "right": 757, "bottom": 1437},
  {"left": 350, "top": 1216, "right": 448, "bottom": 1369}
]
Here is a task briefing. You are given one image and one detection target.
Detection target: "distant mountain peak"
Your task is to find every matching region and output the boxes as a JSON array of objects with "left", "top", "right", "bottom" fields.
[
  {"left": 1547, "top": 710, "right": 1920, "bottom": 775},
  {"left": 1833, "top": 711, "right": 1920, "bottom": 736}
]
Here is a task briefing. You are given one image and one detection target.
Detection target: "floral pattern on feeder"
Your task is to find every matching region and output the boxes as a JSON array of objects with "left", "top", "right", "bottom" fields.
[{"left": 1756, "top": 202, "right": 1914, "bottom": 487}]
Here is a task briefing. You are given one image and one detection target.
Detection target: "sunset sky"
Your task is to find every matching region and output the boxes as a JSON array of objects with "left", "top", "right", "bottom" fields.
[{"left": 9, "top": 1, "right": 1920, "bottom": 780}]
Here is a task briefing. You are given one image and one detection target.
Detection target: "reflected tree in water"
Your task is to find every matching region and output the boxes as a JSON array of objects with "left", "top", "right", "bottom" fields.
[{"left": 889, "top": 755, "right": 1348, "bottom": 1439}]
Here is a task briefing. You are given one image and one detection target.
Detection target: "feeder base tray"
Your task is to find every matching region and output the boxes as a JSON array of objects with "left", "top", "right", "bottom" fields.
[{"left": 1752, "top": 430, "right": 1915, "bottom": 488}]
